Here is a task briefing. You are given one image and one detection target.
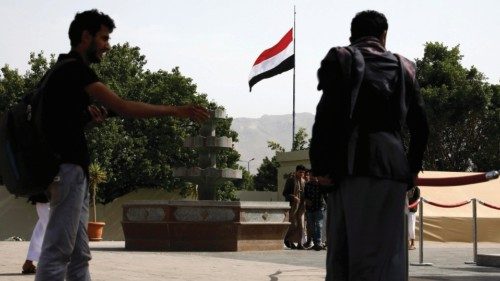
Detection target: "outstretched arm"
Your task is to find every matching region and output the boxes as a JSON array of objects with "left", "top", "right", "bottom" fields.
[{"left": 85, "top": 82, "right": 209, "bottom": 122}]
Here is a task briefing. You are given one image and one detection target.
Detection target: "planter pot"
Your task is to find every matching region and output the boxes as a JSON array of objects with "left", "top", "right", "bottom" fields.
[{"left": 88, "top": 222, "right": 106, "bottom": 241}]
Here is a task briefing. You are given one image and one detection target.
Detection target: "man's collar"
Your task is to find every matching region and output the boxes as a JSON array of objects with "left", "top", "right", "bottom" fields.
[{"left": 350, "top": 36, "right": 387, "bottom": 54}]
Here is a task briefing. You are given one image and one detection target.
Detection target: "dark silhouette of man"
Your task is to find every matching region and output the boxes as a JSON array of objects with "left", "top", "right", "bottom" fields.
[
  {"left": 35, "top": 10, "right": 208, "bottom": 281},
  {"left": 310, "top": 10, "right": 429, "bottom": 280}
]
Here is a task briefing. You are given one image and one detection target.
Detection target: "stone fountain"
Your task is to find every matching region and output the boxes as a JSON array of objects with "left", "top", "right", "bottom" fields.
[
  {"left": 173, "top": 109, "right": 242, "bottom": 200},
  {"left": 121, "top": 110, "right": 290, "bottom": 251}
]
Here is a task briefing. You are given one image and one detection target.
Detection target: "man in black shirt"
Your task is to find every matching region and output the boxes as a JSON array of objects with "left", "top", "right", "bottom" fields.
[
  {"left": 304, "top": 174, "right": 326, "bottom": 251},
  {"left": 310, "top": 10, "right": 429, "bottom": 281},
  {"left": 35, "top": 10, "right": 209, "bottom": 281}
]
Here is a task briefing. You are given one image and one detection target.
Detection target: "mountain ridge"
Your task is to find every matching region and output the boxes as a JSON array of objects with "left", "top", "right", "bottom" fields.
[{"left": 230, "top": 112, "right": 315, "bottom": 174}]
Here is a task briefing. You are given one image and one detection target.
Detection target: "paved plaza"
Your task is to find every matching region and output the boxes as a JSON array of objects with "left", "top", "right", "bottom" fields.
[{"left": 1, "top": 241, "right": 500, "bottom": 280}]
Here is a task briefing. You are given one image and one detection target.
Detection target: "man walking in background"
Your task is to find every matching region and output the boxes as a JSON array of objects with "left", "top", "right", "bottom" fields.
[
  {"left": 310, "top": 10, "right": 429, "bottom": 280},
  {"left": 282, "top": 165, "right": 307, "bottom": 249}
]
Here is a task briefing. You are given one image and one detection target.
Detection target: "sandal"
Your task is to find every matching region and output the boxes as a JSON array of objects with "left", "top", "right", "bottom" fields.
[
  {"left": 409, "top": 245, "right": 416, "bottom": 250},
  {"left": 22, "top": 263, "right": 36, "bottom": 274}
]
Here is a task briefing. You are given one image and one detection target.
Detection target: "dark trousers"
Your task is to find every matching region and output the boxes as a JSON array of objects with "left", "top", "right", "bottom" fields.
[
  {"left": 306, "top": 210, "right": 325, "bottom": 245},
  {"left": 326, "top": 176, "right": 406, "bottom": 281}
]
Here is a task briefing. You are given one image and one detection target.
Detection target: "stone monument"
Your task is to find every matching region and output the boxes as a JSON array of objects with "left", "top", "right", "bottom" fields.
[
  {"left": 122, "top": 110, "right": 290, "bottom": 251},
  {"left": 172, "top": 109, "right": 242, "bottom": 200}
]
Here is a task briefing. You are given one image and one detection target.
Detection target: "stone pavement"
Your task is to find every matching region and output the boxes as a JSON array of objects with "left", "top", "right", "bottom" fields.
[{"left": 1, "top": 241, "right": 500, "bottom": 280}]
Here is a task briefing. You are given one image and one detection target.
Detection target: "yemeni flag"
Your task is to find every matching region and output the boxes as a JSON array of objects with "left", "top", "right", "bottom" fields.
[{"left": 248, "top": 28, "right": 294, "bottom": 91}]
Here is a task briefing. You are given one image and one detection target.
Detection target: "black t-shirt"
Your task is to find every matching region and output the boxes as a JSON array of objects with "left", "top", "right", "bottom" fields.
[
  {"left": 304, "top": 181, "right": 326, "bottom": 212},
  {"left": 41, "top": 51, "right": 99, "bottom": 170}
]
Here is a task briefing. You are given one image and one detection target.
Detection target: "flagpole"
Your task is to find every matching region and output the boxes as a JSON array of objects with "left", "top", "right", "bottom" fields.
[{"left": 292, "top": 5, "right": 296, "bottom": 148}]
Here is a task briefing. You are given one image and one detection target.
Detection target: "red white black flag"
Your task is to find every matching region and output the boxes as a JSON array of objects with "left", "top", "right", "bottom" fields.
[{"left": 248, "top": 28, "right": 294, "bottom": 91}]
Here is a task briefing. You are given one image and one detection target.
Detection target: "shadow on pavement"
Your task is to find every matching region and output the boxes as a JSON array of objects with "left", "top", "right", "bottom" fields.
[
  {"left": 0, "top": 273, "right": 26, "bottom": 276},
  {"left": 440, "top": 266, "right": 500, "bottom": 273},
  {"left": 90, "top": 247, "right": 126, "bottom": 252},
  {"left": 411, "top": 277, "right": 500, "bottom": 281}
]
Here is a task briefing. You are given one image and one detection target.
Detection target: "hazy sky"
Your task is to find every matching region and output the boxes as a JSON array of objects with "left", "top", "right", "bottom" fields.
[{"left": 1, "top": 0, "right": 498, "bottom": 118}]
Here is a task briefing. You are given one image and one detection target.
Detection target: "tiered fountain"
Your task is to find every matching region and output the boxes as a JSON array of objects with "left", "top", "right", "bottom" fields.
[
  {"left": 121, "top": 110, "right": 290, "bottom": 251},
  {"left": 173, "top": 109, "right": 242, "bottom": 200}
]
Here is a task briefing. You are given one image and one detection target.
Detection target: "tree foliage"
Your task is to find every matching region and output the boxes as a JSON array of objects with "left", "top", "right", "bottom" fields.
[
  {"left": 254, "top": 127, "right": 309, "bottom": 191},
  {"left": 254, "top": 155, "right": 280, "bottom": 191},
  {"left": 0, "top": 44, "right": 243, "bottom": 202},
  {"left": 88, "top": 162, "right": 107, "bottom": 222},
  {"left": 416, "top": 42, "right": 499, "bottom": 171},
  {"left": 292, "top": 127, "right": 310, "bottom": 151}
]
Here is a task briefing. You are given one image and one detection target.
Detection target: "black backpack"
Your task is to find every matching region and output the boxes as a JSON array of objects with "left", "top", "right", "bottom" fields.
[{"left": 0, "top": 59, "right": 74, "bottom": 197}]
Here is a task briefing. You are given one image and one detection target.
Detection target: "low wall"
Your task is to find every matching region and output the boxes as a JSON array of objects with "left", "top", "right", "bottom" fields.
[
  {"left": 0, "top": 187, "right": 279, "bottom": 241},
  {"left": 2, "top": 169, "right": 499, "bottom": 243},
  {"left": 417, "top": 217, "right": 500, "bottom": 243},
  {"left": 0, "top": 187, "right": 185, "bottom": 241}
]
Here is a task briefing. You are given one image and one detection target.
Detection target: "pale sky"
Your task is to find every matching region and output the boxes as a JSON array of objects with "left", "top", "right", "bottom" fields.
[{"left": 1, "top": 0, "right": 498, "bottom": 118}]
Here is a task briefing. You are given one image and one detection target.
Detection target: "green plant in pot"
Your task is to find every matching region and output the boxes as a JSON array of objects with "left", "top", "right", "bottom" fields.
[{"left": 88, "top": 162, "right": 107, "bottom": 241}]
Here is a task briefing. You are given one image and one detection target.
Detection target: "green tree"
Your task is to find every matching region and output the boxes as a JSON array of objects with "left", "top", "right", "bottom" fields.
[
  {"left": 0, "top": 44, "right": 242, "bottom": 202},
  {"left": 216, "top": 181, "right": 239, "bottom": 201},
  {"left": 234, "top": 168, "right": 255, "bottom": 191},
  {"left": 416, "top": 42, "right": 499, "bottom": 171},
  {"left": 88, "top": 163, "right": 108, "bottom": 222},
  {"left": 254, "top": 126, "right": 311, "bottom": 191},
  {"left": 254, "top": 155, "right": 281, "bottom": 191},
  {"left": 267, "top": 141, "right": 285, "bottom": 153},
  {"left": 0, "top": 52, "right": 56, "bottom": 113},
  {"left": 292, "top": 127, "right": 310, "bottom": 151}
]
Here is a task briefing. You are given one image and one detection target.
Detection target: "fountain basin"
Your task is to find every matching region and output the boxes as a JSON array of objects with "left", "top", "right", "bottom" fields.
[
  {"left": 122, "top": 200, "right": 290, "bottom": 251},
  {"left": 173, "top": 167, "right": 242, "bottom": 181}
]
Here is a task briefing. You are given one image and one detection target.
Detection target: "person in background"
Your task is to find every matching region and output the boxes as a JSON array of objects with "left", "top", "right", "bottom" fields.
[
  {"left": 408, "top": 185, "right": 421, "bottom": 250},
  {"left": 282, "top": 165, "right": 307, "bottom": 249},
  {"left": 304, "top": 173, "right": 327, "bottom": 251},
  {"left": 21, "top": 193, "right": 50, "bottom": 274},
  {"left": 303, "top": 170, "right": 314, "bottom": 249}
]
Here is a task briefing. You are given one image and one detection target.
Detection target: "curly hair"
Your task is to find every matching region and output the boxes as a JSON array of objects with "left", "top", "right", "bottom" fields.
[{"left": 68, "top": 9, "right": 115, "bottom": 47}]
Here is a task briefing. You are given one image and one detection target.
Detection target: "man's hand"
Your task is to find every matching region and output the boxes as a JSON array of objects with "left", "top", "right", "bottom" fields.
[
  {"left": 175, "top": 105, "right": 210, "bottom": 123},
  {"left": 88, "top": 105, "right": 108, "bottom": 124},
  {"left": 305, "top": 199, "right": 312, "bottom": 206}
]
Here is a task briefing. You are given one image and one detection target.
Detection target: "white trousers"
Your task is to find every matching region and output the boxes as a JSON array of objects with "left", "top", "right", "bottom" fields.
[
  {"left": 27, "top": 202, "right": 50, "bottom": 261},
  {"left": 407, "top": 212, "right": 416, "bottom": 239}
]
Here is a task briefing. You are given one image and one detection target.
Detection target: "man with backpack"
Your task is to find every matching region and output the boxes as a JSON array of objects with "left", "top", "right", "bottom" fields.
[
  {"left": 33, "top": 10, "right": 209, "bottom": 281},
  {"left": 310, "top": 10, "right": 429, "bottom": 280}
]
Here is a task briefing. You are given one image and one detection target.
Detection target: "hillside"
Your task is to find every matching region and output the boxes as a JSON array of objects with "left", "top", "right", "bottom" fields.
[{"left": 230, "top": 112, "right": 315, "bottom": 174}]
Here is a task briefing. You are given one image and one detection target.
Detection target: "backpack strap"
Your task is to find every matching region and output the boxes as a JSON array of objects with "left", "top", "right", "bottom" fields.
[
  {"left": 32, "top": 58, "right": 77, "bottom": 140},
  {"left": 37, "top": 58, "right": 77, "bottom": 97},
  {"left": 26, "top": 58, "right": 77, "bottom": 117}
]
